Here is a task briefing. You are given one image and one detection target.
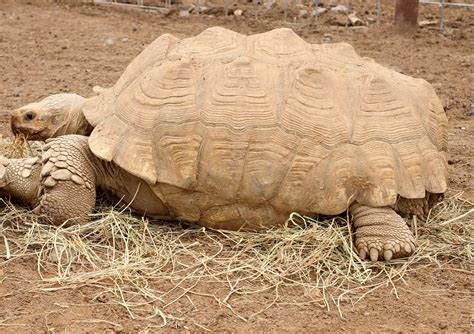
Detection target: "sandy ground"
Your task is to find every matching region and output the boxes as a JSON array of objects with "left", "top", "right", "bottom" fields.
[{"left": 0, "top": 1, "right": 473, "bottom": 332}]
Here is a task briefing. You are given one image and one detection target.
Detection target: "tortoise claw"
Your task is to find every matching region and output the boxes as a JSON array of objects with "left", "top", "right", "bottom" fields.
[
  {"left": 369, "top": 248, "right": 379, "bottom": 262},
  {"left": 383, "top": 250, "right": 393, "bottom": 261}
]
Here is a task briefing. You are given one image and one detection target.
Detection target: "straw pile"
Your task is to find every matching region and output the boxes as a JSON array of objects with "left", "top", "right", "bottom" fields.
[{"left": 0, "top": 138, "right": 472, "bottom": 325}]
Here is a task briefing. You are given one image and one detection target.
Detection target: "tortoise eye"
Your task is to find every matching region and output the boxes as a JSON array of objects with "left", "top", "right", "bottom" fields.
[{"left": 24, "top": 112, "right": 36, "bottom": 121}]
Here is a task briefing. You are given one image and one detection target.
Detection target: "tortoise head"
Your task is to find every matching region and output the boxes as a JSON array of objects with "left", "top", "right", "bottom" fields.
[{"left": 10, "top": 93, "right": 91, "bottom": 140}]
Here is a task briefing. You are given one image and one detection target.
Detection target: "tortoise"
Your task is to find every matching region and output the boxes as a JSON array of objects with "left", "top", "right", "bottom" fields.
[{"left": 5, "top": 27, "right": 448, "bottom": 261}]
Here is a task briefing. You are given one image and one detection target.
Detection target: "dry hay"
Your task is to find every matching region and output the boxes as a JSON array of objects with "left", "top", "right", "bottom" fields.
[{"left": 0, "top": 138, "right": 472, "bottom": 327}]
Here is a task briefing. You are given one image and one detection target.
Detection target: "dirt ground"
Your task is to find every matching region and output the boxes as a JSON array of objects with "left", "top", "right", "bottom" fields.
[{"left": 0, "top": 0, "right": 473, "bottom": 332}]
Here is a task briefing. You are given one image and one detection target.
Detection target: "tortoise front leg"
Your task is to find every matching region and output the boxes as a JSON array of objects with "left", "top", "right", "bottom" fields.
[
  {"left": 34, "top": 135, "right": 97, "bottom": 226},
  {"left": 349, "top": 204, "right": 416, "bottom": 261},
  {"left": 0, "top": 156, "right": 42, "bottom": 207}
]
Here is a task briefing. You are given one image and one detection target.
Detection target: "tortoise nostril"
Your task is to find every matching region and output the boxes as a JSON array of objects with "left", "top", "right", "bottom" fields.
[{"left": 24, "top": 112, "right": 36, "bottom": 121}]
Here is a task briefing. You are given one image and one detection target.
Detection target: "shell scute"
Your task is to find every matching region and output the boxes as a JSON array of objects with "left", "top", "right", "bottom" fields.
[
  {"left": 201, "top": 57, "right": 277, "bottom": 131},
  {"left": 174, "top": 26, "right": 242, "bottom": 58}
]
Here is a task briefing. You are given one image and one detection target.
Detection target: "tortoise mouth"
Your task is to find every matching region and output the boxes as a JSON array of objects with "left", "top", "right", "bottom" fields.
[{"left": 10, "top": 123, "right": 47, "bottom": 141}]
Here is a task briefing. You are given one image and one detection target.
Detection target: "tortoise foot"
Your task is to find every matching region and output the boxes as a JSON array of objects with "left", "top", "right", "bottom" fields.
[{"left": 350, "top": 204, "right": 416, "bottom": 261}]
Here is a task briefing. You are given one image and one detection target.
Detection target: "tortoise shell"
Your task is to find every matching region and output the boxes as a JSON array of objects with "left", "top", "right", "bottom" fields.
[{"left": 83, "top": 27, "right": 448, "bottom": 217}]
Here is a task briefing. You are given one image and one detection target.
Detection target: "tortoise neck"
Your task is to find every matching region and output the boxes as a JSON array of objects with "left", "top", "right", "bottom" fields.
[{"left": 51, "top": 95, "right": 93, "bottom": 137}]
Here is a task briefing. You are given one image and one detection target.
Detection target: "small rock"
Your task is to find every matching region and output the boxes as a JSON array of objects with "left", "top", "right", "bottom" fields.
[
  {"left": 469, "top": 105, "right": 474, "bottom": 116},
  {"left": 104, "top": 38, "right": 114, "bottom": 46},
  {"left": 367, "top": 16, "right": 376, "bottom": 24},
  {"left": 179, "top": 9, "right": 190, "bottom": 17},
  {"left": 121, "top": 37, "right": 129, "bottom": 43},
  {"left": 348, "top": 13, "right": 364, "bottom": 26},
  {"left": 330, "top": 4, "right": 347, "bottom": 13},
  {"left": 312, "top": 7, "right": 327, "bottom": 16},
  {"left": 234, "top": 9, "right": 243, "bottom": 16},
  {"left": 322, "top": 33, "right": 332, "bottom": 42},
  {"left": 192, "top": 5, "right": 211, "bottom": 14},
  {"left": 157, "top": 7, "right": 171, "bottom": 15},
  {"left": 298, "top": 9, "right": 309, "bottom": 19},
  {"left": 419, "top": 20, "right": 438, "bottom": 27},
  {"left": 168, "top": 9, "right": 179, "bottom": 17}
]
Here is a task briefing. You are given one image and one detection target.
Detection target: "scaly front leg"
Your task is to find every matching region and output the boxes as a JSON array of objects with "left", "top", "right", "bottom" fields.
[{"left": 34, "top": 135, "right": 97, "bottom": 226}]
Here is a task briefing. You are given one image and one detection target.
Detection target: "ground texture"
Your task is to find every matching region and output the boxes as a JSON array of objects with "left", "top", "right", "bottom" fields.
[{"left": 0, "top": 1, "right": 473, "bottom": 332}]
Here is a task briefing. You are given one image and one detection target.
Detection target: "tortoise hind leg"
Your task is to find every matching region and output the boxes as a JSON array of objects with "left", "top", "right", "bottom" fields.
[
  {"left": 394, "top": 193, "right": 444, "bottom": 218},
  {"left": 349, "top": 204, "right": 416, "bottom": 261}
]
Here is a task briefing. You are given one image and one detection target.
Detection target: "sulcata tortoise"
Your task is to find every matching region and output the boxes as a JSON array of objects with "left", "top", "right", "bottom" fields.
[{"left": 6, "top": 27, "right": 448, "bottom": 261}]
